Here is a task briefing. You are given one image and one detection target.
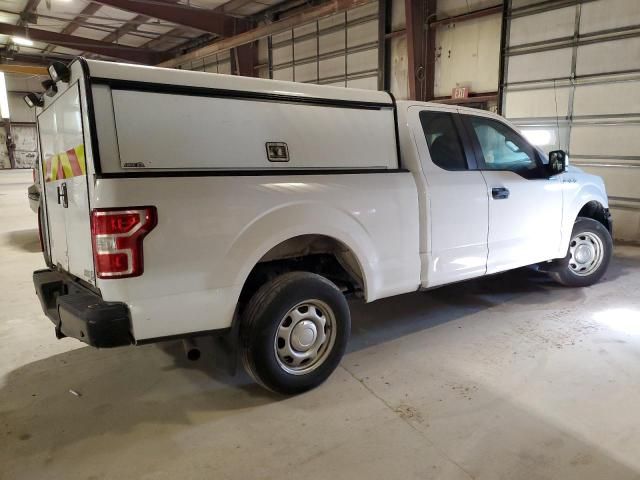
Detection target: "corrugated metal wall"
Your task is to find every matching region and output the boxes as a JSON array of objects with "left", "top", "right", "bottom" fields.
[
  {"left": 502, "top": 0, "right": 640, "bottom": 241},
  {"left": 178, "top": 2, "right": 380, "bottom": 88},
  {"left": 178, "top": 51, "right": 232, "bottom": 74},
  {"left": 257, "top": 1, "right": 380, "bottom": 89}
]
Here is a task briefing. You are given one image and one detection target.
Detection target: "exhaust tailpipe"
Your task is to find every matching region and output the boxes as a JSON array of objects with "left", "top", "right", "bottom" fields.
[{"left": 182, "top": 338, "right": 201, "bottom": 361}]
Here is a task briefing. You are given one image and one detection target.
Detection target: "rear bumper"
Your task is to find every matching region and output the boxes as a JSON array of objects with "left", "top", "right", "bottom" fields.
[{"left": 33, "top": 269, "right": 133, "bottom": 348}]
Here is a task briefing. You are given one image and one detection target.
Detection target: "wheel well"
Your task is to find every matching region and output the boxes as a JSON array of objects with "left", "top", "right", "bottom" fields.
[
  {"left": 238, "top": 235, "right": 365, "bottom": 310},
  {"left": 577, "top": 201, "right": 610, "bottom": 232}
]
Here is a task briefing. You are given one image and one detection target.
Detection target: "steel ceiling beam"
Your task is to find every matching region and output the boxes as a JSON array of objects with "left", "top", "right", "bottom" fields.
[
  {"left": 0, "top": 50, "right": 74, "bottom": 65},
  {"left": 19, "top": 0, "right": 41, "bottom": 23},
  {"left": 43, "top": 3, "right": 103, "bottom": 55},
  {"left": 0, "top": 64, "right": 47, "bottom": 75},
  {"left": 0, "top": 23, "right": 163, "bottom": 63},
  {"left": 91, "top": 0, "right": 248, "bottom": 36},
  {"left": 101, "top": 13, "right": 149, "bottom": 43},
  {"left": 142, "top": 26, "right": 190, "bottom": 50},
  {"left": 158, "top": 0, "right": 375, "bottom": 68}
]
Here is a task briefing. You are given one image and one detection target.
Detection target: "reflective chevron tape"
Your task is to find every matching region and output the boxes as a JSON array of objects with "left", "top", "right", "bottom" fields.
[{"left": 43, "top": 144, "right": 86, "bottom": 182}]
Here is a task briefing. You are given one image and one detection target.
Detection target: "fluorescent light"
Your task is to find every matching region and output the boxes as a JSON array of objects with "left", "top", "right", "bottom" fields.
[
  {"left": 12, "top": 36, "right": 33, "bottom": 47},
  {"left": 0, "top": 73, "right": 10, "bottom": 119}
]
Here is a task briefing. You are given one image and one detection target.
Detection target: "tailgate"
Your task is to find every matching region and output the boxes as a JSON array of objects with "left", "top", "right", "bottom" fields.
[{"left": 38, "top": 81, "right": 95, "bottom": 285}]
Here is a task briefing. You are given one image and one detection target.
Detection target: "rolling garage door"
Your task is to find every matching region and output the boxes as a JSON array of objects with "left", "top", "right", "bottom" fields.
[{"left": 501, "top": 0, "right": 640, "bottom": 241}]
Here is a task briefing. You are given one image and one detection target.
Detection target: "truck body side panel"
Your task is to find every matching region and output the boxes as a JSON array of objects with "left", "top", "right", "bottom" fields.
[
  {"left": 94, "top": 173, "right": 421, "bottom": 340},
  {"left": 110, "top": 90, "right": 397, "bottom": 171},
  {"left": 35, "top": 59, "right": 421, "bottom": 342}
]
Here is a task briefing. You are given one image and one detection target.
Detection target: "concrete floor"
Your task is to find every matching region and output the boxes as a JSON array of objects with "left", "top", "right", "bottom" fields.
[{"left": 1, "top": 169, "right": 640, "bottom": 480}]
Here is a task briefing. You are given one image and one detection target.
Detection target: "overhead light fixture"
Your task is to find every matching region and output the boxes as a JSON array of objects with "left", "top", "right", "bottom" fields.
[
  {"left": 12, "top": 36, "right": 33, "bottom": 47},
  {"left": 48, "top": 61, "right": 71, "bottom": 83},
  {"left": 24, "top": 92, "right": 44, "bottom": 108},
  {"left": 0, "top": 72, "right": 10, "bottom": 119}
]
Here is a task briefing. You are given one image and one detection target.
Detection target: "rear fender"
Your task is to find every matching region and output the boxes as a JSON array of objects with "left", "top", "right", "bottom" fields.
[{"left": 225, "top": 202, "right": 378, "bottom": 302}]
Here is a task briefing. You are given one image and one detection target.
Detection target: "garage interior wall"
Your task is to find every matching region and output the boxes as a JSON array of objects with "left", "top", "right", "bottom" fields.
[
  {"left": 501, "top": 0, "right": 640, "bottom": 242},
  {"left": 0, "top": 93, "right": 38, "bottom": 169},
  {"left": 434, "top": 0, "right": 502, "bottom": 102},
  {"left": 175, "top": 0, "right": 503, "bottom": 103}
]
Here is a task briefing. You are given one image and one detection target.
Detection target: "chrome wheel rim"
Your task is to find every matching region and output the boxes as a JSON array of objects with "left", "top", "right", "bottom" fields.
[
  {"left": 274, "top": 300, "right": 336, "bottom": 375},
  {"left": 568, "top": 231, "right": 604, "bottom": 276}
]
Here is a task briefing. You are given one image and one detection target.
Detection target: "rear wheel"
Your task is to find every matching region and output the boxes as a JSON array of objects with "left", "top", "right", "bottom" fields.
[
  {"left": 549, "top": 217, "right": 612, "bottom": 287},
  {"left": 240, "top": 272, "right": 350, "bottom": 394}
]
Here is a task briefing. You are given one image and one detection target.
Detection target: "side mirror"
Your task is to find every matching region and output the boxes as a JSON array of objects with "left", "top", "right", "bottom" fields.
[{"left": 547, "top": 150, "right": 567, "bottom": 176}]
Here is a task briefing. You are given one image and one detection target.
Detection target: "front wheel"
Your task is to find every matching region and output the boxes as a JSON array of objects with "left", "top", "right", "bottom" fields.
[
  {"left": 240, "top": 272, "right": 350, "bottom": 394},
  {"left": 549, "top": 217, "right": 612, "bottom": 287}
]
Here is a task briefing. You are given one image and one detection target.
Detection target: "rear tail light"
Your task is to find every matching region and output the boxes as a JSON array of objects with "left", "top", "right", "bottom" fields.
[{"left": 91, "top": 207, "right": 157, "bottom": 279}]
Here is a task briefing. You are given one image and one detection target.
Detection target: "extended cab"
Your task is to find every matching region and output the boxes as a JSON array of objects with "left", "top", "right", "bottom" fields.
[{"left": 31, "top": 59, "right": 612, "bottom": 394}]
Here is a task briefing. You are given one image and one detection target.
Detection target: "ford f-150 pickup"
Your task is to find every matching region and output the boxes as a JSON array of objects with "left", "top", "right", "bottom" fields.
[{"left": 29, "top": 59, "right": 612, "bottom": 394}]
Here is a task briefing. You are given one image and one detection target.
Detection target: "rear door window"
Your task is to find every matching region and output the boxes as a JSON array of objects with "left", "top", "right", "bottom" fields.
[{"left": 419, "top": 111, "right": 469, "bottom": 171}]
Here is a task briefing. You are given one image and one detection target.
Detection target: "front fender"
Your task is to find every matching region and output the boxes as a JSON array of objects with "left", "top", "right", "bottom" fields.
[{"left": 561, "top": 179, "right": 609, "bottom": 253}]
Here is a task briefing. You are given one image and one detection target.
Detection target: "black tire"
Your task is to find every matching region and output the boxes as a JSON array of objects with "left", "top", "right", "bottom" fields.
[
  {"left": 549, "top": 217, "right": 612, "bottom": 287},
  {"left": 240, "top": 271, "right": 350, "bottom": 395},
  {"left": 37, "top": 205, "right": 52, "bottom": 266}
]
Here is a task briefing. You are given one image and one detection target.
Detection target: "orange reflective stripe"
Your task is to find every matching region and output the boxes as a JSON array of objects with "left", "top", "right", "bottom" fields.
[
  {"left": 66, "top": 148, "right": 83, "bottom": 176},
  {"left": 60, "top": 152, "right": 73, "bottom": 179},
  {"left": 56, "top": 155, "right": 64, "bottom": 181}
]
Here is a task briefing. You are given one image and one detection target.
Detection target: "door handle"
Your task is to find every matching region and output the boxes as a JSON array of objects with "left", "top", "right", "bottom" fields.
[
  {"left": 57, "top": 183, "right": 68, "bottom": 208},
  {"left": 492, "top": 187, "right": 509, "bottom": 200}
]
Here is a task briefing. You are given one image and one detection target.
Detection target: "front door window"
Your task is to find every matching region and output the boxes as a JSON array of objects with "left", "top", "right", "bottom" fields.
[{"left": 469, "top": 116, "right": 542, "bottom": 179}]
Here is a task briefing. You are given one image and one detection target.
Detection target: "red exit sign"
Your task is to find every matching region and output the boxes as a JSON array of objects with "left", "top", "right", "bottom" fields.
[{"left": 452, "top": 87, "right": 469, "bottom": 99}]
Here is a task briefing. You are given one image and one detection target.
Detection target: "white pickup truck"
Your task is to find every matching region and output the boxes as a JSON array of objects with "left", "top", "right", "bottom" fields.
[{"left": 31, "top": 58, "right": 612, "bottom": 394}]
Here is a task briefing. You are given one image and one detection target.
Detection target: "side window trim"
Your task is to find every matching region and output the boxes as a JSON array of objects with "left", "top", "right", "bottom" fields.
[
  {"left": 452, "top": 113, "right": 479, "bottom": 170},
  {"left": 459, "top": 114, "right": 487, "bottom": 170},
  {"left": 460, "top": 114, "right": 546, "bottom": 178}
]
